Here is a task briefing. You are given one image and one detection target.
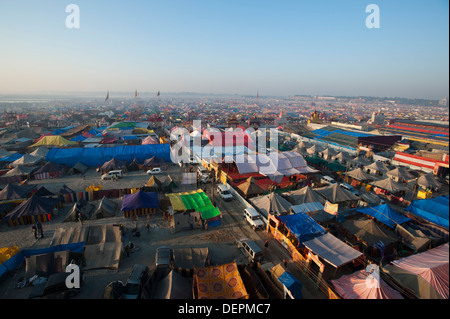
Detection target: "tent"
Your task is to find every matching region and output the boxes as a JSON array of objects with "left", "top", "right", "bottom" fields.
[
  {"left": 145, "top": 270, "right": 193, "bottom": 299},
  {"left": 64, "top": 200, "right": 95, "bottom": 222},
  {"left": 3, "top": 195, "right": 61, "bottom": 226},
  {"left": 385, "top": 243, "right": 449, "bottom": 299},
  {"left": 319, "top": 147, "right": 338, "bottom": 160},
  {"left": 386, "top": 167, "right": 414, "bottom": 182},
  {"left": 284, "top": 186, "right": 326, "bottom": 205},
  {"left": 193, "top": 262, "right": 248, "bottom": 299},
  {"left": 250, "top": 192, "right": 293, "bottom": 218},
  {"left": 356, "top": 204, "right": 411, "bottom": 229},
  {"left": 34, "top": 186, "right": 55, "bottom": 197},
  {"left": 144, "top": 175, "right": 176, "bottom": 193},
  {"left": 99, "top": 158, "right": 127, "bottom": 174},
  {"left": 346, "top": 167, "right": 374, "bottom": 182},
  {"left": 331, "top": 270, "right": 403, "bottom": 299},
  {"left": 0, "top": 184, "right": 37, "bottom": 201},
  {"left": 10, "top": 154, "right": 43, "bottom": 167},
  {"left": 29, "top": 147, "right": 49, "bottom": 157},
  {"left": 306, "top": 144, "right": 324, "bottom": 155},
  {"left": 333, "top": 151, "right": 353, "bottom": 164},
  {"left": 365, "top": 161, "right": 389, "bottom": 175},
  {"left": 91, "top": 197, "right": 118, "bottom": 219},
  {"left": 270, "top": 264, "right": 303, "bottom": 299},
  {"left": 173, "top": 247, "right": 209, "bottom": 269},
  {"left": 405, "top": 196, "right": 449, "bottom": 229},
  {"left": 315, "top": 183, "right": 359, "bottom": 204},
  {"left": 166, "top": 190, "right": 220, "bottom": 224},
  {"left": 143, "top": 156, "right": 168, "bottom": 170},
  {"left": 395, "top": 224, "right": 434, "bottom": 253},
  {"left": 29, "top": 135, "right": 77, "bottom": 148},
  {"left": 277, "top": 212, "right": 326, "bottom": 243},
  {"left": 303, "top": 232, "right": 363, "bottom": 268},
  {"left": 417, "top": 173, "right": 443, "bottom": 191},
  {"left": 0, "top": 165, "right": 38, "bottom": 184},
  {"left": 127, "top": 158, "right": 140, "bottom": 172},
  {"left": 142, "top": 136, "right": 159, "bottom": 145},
  {"left": 236, "top": 177, "right": 265, "bottom": 198},
  {"left": 369, "top": 177, "right": 407, "bottom": 195},
  {"left": 32, "top": 162, "right": 66, "bottom": 180},
  {"left": 341, "top": 218, "right": 398, "bottom": 248},
  {"left": 68, "top": 162, "right": 88, "bottom": 175},
  {"left": 121, "top": 191, "right": 159, "bottom": 217}
]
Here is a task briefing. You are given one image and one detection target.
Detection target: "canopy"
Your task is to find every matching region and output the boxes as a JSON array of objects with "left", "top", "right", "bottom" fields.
[
  {"left": 356, "top": 204, "right": 411, "bottom": 229},
  {"left": 121, "top": 191, "right": 158, "bottom": 211},
  {"left": 417, "top": 173, "right": 443, "bottom": 190},
  {"left": 315, "top": 183, "right": 359, "bottom": 204},
  {"left": 331, "top": 270, "right": 403, "bottom": 299},
  {"left": 270, "top": 264, "right": 303, "bottom": 299},
  {"left": 282, "top": 151, "right": 308, "bottom": 168},
  {"left": 0, "top": 184, "right": 37, "bottom": 200},
  {"left": 194, "top": 262, "right": 248, "bottom": 299},
  {"left": 390, "top": 243, "right": 449, "bottom": 299},
  {"left": 365, "top": 161, "right": 389, "bottom": 174},
  {"left": 10, "top": 154, "right": 42, "bottom": 167},
  {"left": 405, "top": 196, "right": 449, "bottom": 229},
  {"left": 341, "top": 218, "right": 398, "bottom": 247},
  {"left": 386, "top": 167, "right": 414, "bottom": 180},
  {"left": 3, "top": 195, "right": 60, "bottom": 221},
  {"left": 100, "top": 158, "right": 126, "bottom": 173},
  {"left": 284, "top": 186, "right": 326, "bottom": 205},
  {"left": 237, "top": 177, "right": 265, "bottom": 197},
  {"left": 29, "top": 135, "right": 77, "bottom": 148},
  {"left": 277, "top": 212, "right": 326, "bottom": 243},
  {"left": 303, "top": 233, "right": 363, "bottom": 268},
  {"left": 250, "top": 192, "right": 293, "bottom": 217},
  {"left": 370, "top": 178, "right": 407, "bottom": 194},
  {"left": 2, "top": 165, "right": 37, "bottom": 177},
  {"left": 347, "top": 167, "right": 374, "bottom": 181},
  {"left": 166, "top": 190, "right": 220, "bottom": 220},
  {"left": 29, "top": 147, "right": 49, "bottom": 157}
]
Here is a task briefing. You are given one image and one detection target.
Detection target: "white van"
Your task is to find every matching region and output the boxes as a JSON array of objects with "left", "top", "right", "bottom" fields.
[
  {"left": 339, "top": 183, "right": 360, "bottom": 196},
  {"left": 147, "top": 167, "right": 162, "bottom": 175},
  {"left": 243, "top": 207, "right": 265, "bottom": 231},
  {"left": 321, "top": 175, "right": 336, "bottom": 185},
  {"left": 217, "top": 185, "right": 233, "bottom": 201},
  {"left": 101, "top": 170, "right": 123, "bottom": 180}
]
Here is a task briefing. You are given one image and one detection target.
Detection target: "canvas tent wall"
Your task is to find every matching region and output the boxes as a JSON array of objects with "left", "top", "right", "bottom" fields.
[
  {"left": 32, "top": 161, "right": 66, "bottom": 180},
  {"left": 0, "top": 165, "right": 37, "bottom": 184},
  {"left": 284, "top": 186, "right": 326, "bottom": 205},
  {"left": 331, "top": 270, "right": 403, "bottom": 299},
  {"left": 91, "top": 196, "right": 118, "bottom": 219},
  {"left": 121, "top": 191, "right": 159, "bottom": 217},
  {"left": 3, "top": 195, "right": 61, "bottom": 226},
  {"left": 68, "top": 162, "right": 88, "bottom": 175},
  {"left": 64, "top": 199, "right": 95, "bottom": 222},
  {"left": 340, "top": 218, "right": 399, "bottom": 249},
  {"left": 0, "top": 184, "right": 37, "bottom": 201},
  {"left": 45, "top": 143, "right": 171, "bottom": 167},
  {"left": 250, "top": 192, "right": 292, "bottom": 218}
]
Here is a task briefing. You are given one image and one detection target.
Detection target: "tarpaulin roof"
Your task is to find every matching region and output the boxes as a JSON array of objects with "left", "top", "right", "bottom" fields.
[
  {"left": 331, "top": 270, "right": 403, "bottom": 299},
  {"left": 121, "top": 191, "right": 158, "bottom": 211},
  {"left": 347, "top": 167, "right": 374, "bottom": 181},
  {"left": 369, "top": 177, "right": 407, "bottom": 194},
  {"left": 237, "top": 177, "right": 265, "bottom": 197},
  {"left": 417, "top": 173, "right": 443, "bottom": 190},
  {"left": 405, "top": 196, "right": 449, "bottom": 229},
  {"left": 315, "top": 183, "right": 359, "bottom": 203},
  {"left": 390, "top": 243, "right": 449, "bottom": 299},
  {"left": 3, "top": 195, "right": 60, "bottom": 221},
  {"left": 0, "top": 184, "right": 37, "bottom": 200},
  {"left": 270, "top": 264, "right": 303, "bottom": 299},
  {"left": 45, "top": 144, "right": 171, "bottom": 167},
  {"left": 250, "top": 192, "right": 293, "bottom": 217},
  {"left": 303, "top": 233, "right": 363, "bottom": 268},
  {"left": 194, "top": 262, "right": 248, "bottom": 299},
  {"left": 166, "top": 190, "right": 220, "bottom": 220},
  {"left": 33, "top": 161, "right": 65, "bottom": 174},
  {"left": 386, "top": 167, "right": 414, "bottom": 180},
  {"left": 29, "top": 135, "right": 77, "bottom": 148},
  {"left": 341, "top": 218, "right": 398, "bottom": 247},
  {"left": 277, "top": 212, "right": 326, "bottom": 243},
  {"left": 10, "top": 154, "right": 42, "bottom": 167},
  {"left": 357, "top": 204, "right": 411, "bottom": 229},
  {"left": 2, "top": 165, "right": 38, "bottom": 177}
]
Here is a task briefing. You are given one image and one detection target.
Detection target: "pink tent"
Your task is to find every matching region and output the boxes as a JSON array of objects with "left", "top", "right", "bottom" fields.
[
  {"left": 331, "top": 270, "right": 404, "bottom": 299},
  {"left": 142, "top": 136, "right": 158, "bottom": 145},
  {"left": 391, "top": 243, "right": 449, "bottom": 299}
]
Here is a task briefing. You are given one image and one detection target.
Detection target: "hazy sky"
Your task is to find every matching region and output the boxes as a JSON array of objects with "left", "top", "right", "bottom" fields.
[{"left": 0, "top": 0, "right": 448, "bottom": 99}]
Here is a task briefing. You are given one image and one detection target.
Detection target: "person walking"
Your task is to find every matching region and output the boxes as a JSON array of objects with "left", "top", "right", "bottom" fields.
[
  {"left": 32, "top": 223, "right": 38, "bottom": 239},
  {"left": 36, "top": 221, "right": 44, "bottom": 238}
]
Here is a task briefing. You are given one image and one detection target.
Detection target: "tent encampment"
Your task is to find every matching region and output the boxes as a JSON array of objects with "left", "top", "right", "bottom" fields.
[
  {"left": 284, "top": 186, "right": 326, "bottom": 205},
  {"left": 356, "top": 204, "right": 411, "bottom": 229},
  {"left": 3, "top": 195, "right": 61, "bottom": 226},
  {"left": 405, "top": 196, "right": 449, "bottom": 229},
  {"left": 250, "top": 192, "right": 293, "bottom": 218}
]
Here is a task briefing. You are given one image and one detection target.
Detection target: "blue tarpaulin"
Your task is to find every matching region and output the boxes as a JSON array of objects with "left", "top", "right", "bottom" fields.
[
  {"left": 121, "top": 191, "right": 159, "bottom": 211},
  {"left": 276, "top": 269, "right": 303, "bottom": 299},
  {"left": 278, "top": 212, "right": 326, "bottom": 243},
  {"left": 405, "top": 196, "right": 449, "bottom": 229},
  {"left": 357, "top": 204, "right": 411, "bottom": 229},
  {"left": 45, "top": 143, "right": 171, "bottom": 167}
]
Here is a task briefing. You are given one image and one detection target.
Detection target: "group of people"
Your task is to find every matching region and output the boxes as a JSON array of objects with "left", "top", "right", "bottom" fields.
[{"left": 31, "top": 221, "right": 44, "bottom": 239}]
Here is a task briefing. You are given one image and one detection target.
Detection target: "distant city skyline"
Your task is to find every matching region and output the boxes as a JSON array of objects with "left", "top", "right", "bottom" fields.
[{"left": 0, "top": 0, "right": 448, "bottom": 99}]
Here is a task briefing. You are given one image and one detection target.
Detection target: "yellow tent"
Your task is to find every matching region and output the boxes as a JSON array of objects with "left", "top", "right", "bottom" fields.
[{"left": 29, "top": 136, "right": 77, "bottom": 148}]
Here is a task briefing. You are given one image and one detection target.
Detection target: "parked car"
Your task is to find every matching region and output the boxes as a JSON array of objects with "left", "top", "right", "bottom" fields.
[
  {"left": 155, "top": 246, "right": 173, "bottom": 270},
  {"left": 121, "top": 264, "right": 149, "bottom": 299},
  {"left": 243, "top": 207, "right": 265, "bottom": 231},
  {"left": 147, "top": 167, "right": 162, "bottom": 175},
  {"left": 320, "top": 175, "right": 336, "bottom": 185},
  {"left": 217, "top": 185, "right": 233, "bottom": 201},
  {"left": 101, "top": 170, "right": 123, "bottom": 180},
  {"left": 237, "top": 239, "right": 264, "bottom": 263},
  {"left": 339, "top": 183, "right": 360, "bottom": 196}
]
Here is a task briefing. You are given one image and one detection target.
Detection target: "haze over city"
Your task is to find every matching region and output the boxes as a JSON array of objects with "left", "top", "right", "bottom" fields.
[{"left": 0, "top": 0, "right": 448, "bottom": 99}]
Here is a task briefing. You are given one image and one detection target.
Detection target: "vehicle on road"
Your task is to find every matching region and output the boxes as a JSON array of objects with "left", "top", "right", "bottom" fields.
[
  {"left": 243, "top": 207, "right": 265, "bottom": 231},
  {"left": 237, "top": 238, "right": 264, "bottom": 263},
  {"left": 101, "top": 170, "right": 123, "bottom": 180},
  {"left": 147, "top": 167, "right": 162, "bottom": 175},
  {"left": 155, "top": 246, "right": 174, "bottom": 270},
  {"left": 339, "top": 183, "right": 360, "bottom": 196},
  {"left": 121, "top": 264, "right": 149, "bottom": 299},
  {"left": 320, "top": 175, "right": 336, "bottom": 185},
  {"left": 217, "top": 184, "right": 233, "bottom": 201}
]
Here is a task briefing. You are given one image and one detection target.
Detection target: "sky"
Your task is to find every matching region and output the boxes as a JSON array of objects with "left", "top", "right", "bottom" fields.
[{"left": 0, "top": 0, "right": 448, "bottom": 99}]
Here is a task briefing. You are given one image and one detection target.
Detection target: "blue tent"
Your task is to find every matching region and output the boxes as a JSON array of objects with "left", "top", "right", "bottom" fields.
[
  {"left": 274, "top": 266, "right": 303, "bottom": 299},
  {"left": 405, "top": 196, "right": 449, "bottom": 229},
  {"left": 71, "top": 135, "right": 87, "bottom": 142},
  {"left": 357, "top": 204, "right": 411, "bottom": 229},
  {"left": 278, "top": 212, "right": 326, "bottom": 243},
  {"left": 45, "top": 143, "right": 171, "bottom": 167},
  {"left": 121, "top": 191, "right": 159, "bottom": 211}
]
